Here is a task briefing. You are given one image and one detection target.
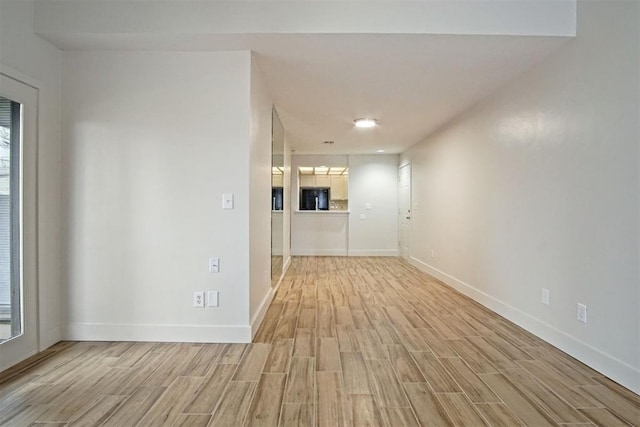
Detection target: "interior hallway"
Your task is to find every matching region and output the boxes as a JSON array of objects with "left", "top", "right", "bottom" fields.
[{"left": 0, "top": 256, "right": 638, "bottom": 426}]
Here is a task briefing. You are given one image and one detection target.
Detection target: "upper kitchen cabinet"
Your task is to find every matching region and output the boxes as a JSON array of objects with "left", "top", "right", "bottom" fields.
[
  {"left": 299, "top": 174, "right": 315, "bottom": 187},
  {"left": 330, "top": 175, "right": 348, "bottom": 200},
  {"left": 272, "top": 170, "right": 283, "bottom": 188},
  {"left": 315, "top": 174, "right": 331, "bottom": 188}
]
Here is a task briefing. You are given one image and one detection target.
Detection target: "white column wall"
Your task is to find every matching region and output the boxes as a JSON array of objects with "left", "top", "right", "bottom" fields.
[
  {"left": 249, "top": 55, "right": 276, "bottom": 332},
  {"left": 62, "top": 51, "right": 254, "bottom": 342}
]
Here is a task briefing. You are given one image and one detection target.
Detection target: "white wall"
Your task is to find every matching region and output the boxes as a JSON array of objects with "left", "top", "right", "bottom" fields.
[
  {"left": 0, "top": 0, "right": 63, "bottom": 350},
  {"left": 291, "top": 154, "right": 399, "bottom": 256},
  {"left": 348, "top": 155, "right": 399, "bottom": 256},
  {"left": 62, "top": 51, "right": 255, "bottom": 342},
  {"left": 293, "top": 213, "right": 350, "bottom": 256},
  {"left": 249, "top": 55, "right": 275, "bottom": 332},
  {"left": 402, "top": 1, "right": 639, "bottom": 393}
]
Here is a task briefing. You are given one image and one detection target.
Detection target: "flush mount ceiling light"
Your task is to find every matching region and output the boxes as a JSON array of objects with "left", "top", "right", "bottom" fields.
[{"left": 354, "top": 118, "right": 378, "bottom": 128}]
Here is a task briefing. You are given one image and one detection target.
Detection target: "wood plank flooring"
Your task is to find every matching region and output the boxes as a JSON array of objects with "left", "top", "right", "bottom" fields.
[{"left": 1, "top": 256, "right": 639, "bottom": 426}]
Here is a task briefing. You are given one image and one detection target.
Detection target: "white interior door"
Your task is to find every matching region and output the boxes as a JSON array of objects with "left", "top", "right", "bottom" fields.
[
  {"left": 398, "top": 164, "right": 411, "bottom": 259},
  {"left": 0, "top": 73, "right": 39, "bottom": 372}
]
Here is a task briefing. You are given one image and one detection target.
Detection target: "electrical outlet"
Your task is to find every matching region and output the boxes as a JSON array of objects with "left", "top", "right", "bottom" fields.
[
  {"left": 577, "top": 303, "right": 587, "bottom": 323},
  {"left": 193, "top": 291, "right": 205, "bottom": 308},
  {"left": 207, "top": 291, "right": 219, "bottom": 307},
  {"left": 430, "top": 249, "right": 435, "bottom": 258},
  {"left": 541, "top": 288, "right": 550, "bottom": 305}
]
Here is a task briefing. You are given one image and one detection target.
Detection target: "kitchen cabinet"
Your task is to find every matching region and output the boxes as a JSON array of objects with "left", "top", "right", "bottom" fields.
[
  {"left": 272, "top": 174, "right": 283, "bottom": 187},
  {"left": 315, "top": 175, "right": 331, "bottom": 187},
  {"left": 299, "top": 173, "right": 348, "bottom": 202},
  {"left": 300, "top": 175, "right": 315, "bottom": 187},
  {"left": 330, "top": 175, "right": 348, "bottom": 200}
]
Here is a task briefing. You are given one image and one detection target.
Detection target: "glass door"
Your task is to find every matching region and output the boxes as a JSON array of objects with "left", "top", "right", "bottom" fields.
[
  {"left": 0, "top": 96, "right": 21, "bottom": 343},
  {"left": 0, "top": 74, "right": 38, "bottom": 372}
]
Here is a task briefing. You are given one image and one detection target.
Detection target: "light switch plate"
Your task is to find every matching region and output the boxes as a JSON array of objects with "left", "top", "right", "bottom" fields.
[
  {"left": 209, "top": 257, "right": 219, "bottom": 273},
  {"left": 222, "top": 193, "right": 234, "bottom": 209},
  {"left": 577, "top": 303, "right": 587, "bottom": 323},
  {"left": 541, "top": 288, "right": 550, "bottom": 305},
  {"left": 207, "top": 291, "right": 219, "bottom": 307}
]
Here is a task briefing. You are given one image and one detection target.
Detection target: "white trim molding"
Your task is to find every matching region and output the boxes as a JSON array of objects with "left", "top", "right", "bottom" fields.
[
  {"left": 348, "top": 249, "right": 398, "bottom": 257},
  {"left": 64, "top": 322, "right": 252, "bottom": 343},
  {"left": 283, "top": 255, "right": 292, "bottom": 273},
  {"left": 292, "top": 249, "right": 348, "bottom": 256},
  {"left": 250, "top": 254, "right": 292, "bottom": 339},
  {"left": 250, "top": 287, "right": 276, "bottom": 339},
  {"left": 409, "top": 256, "right": 640, "bottom": 395}
]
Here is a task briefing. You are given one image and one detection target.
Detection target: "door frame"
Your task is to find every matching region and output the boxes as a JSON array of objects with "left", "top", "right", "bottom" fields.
[
  {"left": 398, "top": 162, "right": 411, "bottom": 260},
  {"left": 0, "top": 71, "right": 40, "bottom": 372}
]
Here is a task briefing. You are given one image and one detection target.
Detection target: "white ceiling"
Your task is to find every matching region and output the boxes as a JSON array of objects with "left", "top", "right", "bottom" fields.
[
  {"left": 253, "top": 34, "right": 569, "bottom": 154},
  {"left": 33, "top": 1, "right": 573, "bottom": 154}
]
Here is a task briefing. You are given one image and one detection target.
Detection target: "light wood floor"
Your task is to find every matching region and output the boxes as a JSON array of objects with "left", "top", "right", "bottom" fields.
[
  {"left": 1, "top": 257, "right": 638, "bottom": 426},
  {"left": 272, "top": 256, "right": 284, "bottom": 287}
]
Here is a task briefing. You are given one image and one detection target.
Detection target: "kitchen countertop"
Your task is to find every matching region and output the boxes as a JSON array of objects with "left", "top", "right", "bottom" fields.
[{"left": 295, "top": 210, "right": 350, "bottom": 214}]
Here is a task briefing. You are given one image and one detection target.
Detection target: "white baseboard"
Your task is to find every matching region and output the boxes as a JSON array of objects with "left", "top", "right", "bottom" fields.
[
  {"left": 291, "top": 249, "right": 347, "bottom": 256},
  {"left": 64, "top": 322, "right": 251, "bottom": 343},
  {"left": 0, "top": 324, "right": 60, "bottom": 373},
  {"left": 0, "top": 348, "right": 39, "bottom": 374},
  {"left": 250, "top": 254, "right": 292, "bottom": 339},
  {"left": 348, "top": 249, "right": 399, "bottom": 257},
  {"left": 409, "top": 256, "right": 640, "bottom": 395},
  {"left": 250, "top": 287, "right": 277, "bottom": 339},
  {"left": 290, "top": 249, "right": 398, "bottom": 257}
]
